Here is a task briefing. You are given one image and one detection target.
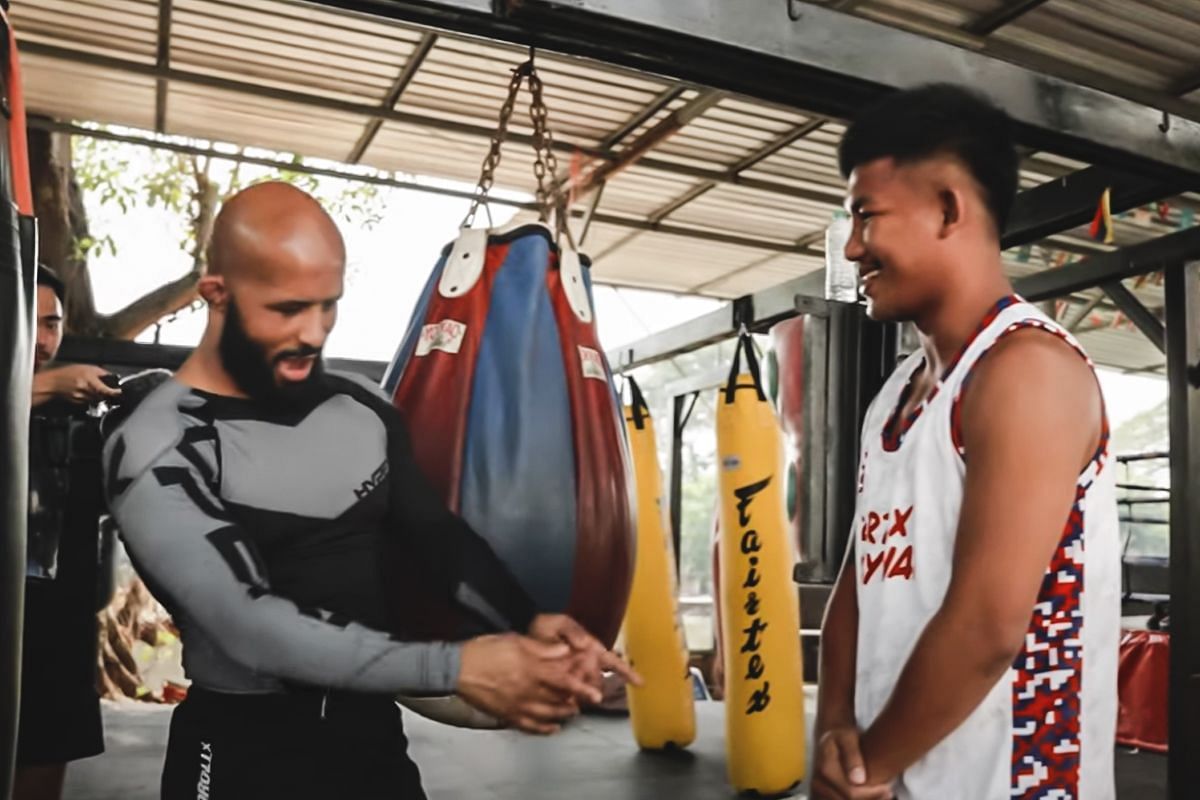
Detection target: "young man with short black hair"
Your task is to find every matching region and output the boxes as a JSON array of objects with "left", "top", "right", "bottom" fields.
[{"left": 814, "top": 85, "right": 1118, "bottom": 800}]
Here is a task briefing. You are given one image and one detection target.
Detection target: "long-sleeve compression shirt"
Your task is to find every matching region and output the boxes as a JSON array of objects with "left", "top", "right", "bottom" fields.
[{"left": 102, "top": 371, "right": 536, "bottom": 695}]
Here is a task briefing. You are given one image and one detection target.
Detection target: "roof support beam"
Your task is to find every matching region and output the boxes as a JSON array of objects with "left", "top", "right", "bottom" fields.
[
  {"left": 20, "top": 41, "right": 845, "bottom": 207},
  {"left": 1065, "top": 291, "right": 1105, "bottom": 333},
  {"left": 347, "top": 32, "right": 437, "bottom": 164},
  {"left": 638, "top": 117, "right": 828, "bottom": 227},
  {"left": 350, "top": 0, "right": 1200, "bottom": 178},
  {"left": 1017, "top": 225, "right": 1200, "bottom": 302},
  {"left": 30, "top": 118, "right": 818, "bottom": 258},
  {"left": 607, "top": 272, "right": 828, "bottom": 370},
  {"left": 647, "top": 183, "right": 715, "bottom": 224},
  {"left": 607, "top": 226, "right": 1200, "bottom": 370},
  {"left": 1102, "top": 280, "right": 1166, "bottom": 354},
  {"left": 1002, "top": 165, "right": 1195, "bottom": 249},
  {"left": 1172, "top": 70, "right": 1200, "bottom": 100},
  {"left": 601, "top": 85, "right": 687, "bottom": 149},
  {"left": 576, "top": 179, "right": 605, "bottom": 246},
  {"left": 964, "top": 0, "right": 1053, "bottom": 36},
  {"left": 564, "top": 90, "right": 724, "bottom": 198},
  {"left": 154, "top": 0, "right": 173, "bottom": 133},
  {"left": 589, "top": 213, "right": 821, "bottom": 256},
  {"left": 729, "top": 117, "right": 826, "bottom": 175},
  {"left": 19, "top": 41, "right": 612, "bottom": 160}
]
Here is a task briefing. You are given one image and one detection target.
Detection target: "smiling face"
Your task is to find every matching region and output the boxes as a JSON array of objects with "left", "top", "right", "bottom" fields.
[
  {"left": 200, "top": 181, "right": 346, "bottom": 406},
  {"left": 835, "top": 85, "right": 1019, "bottom": 326},
  {"left": 845, "top": 156, "right": 958, "bottom": 323}
]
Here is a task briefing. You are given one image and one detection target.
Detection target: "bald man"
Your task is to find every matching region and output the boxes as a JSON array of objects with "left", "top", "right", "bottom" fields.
[{"left": 101, "top": 183, "right": 633, "bottom": 800}]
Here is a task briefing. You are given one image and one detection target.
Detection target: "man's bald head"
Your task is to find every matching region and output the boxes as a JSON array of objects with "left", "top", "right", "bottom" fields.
[
  {"left": 193, "top": 182, "right": 347, "bottom": 404},
  {"left": 207, "top": 182, "right": 345, "bottom": 282}
]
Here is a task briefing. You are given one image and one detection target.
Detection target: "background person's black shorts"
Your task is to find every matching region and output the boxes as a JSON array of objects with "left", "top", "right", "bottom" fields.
[{"left": 17, "top": 579, "right": 104, "bottom": 766}]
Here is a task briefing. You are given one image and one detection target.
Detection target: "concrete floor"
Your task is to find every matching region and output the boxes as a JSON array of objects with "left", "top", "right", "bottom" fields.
[
  {"left": 64, "top": 699, "right": 808, "bottom": 800},
  {"left": 64, "top": 699, "right": 1165, "bottom": 799}
]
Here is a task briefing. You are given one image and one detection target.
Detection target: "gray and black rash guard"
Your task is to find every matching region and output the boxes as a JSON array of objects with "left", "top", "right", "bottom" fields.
[{"left": 101, "top": 371, "right": 536, "bottom": 695}]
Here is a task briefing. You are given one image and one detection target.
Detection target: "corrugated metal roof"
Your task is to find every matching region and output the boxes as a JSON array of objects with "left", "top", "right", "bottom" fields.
[
  {"left": 167, "top": 83, "right": 368, "bottom": 162},
  {"left": 172, "top": 0, "right": 421, "bottom": 106},
  {"left": 9, "top": 0, "right": 1191, "bottom": 373},
  {"left": 815, "top": 0, "right": 1200, "bottom": 114},
  {"left": 18, "top": 0, "right": 158, "bottom": 63},
  {"left": 22, "top": 53, "right": 158, "bottom": 130}
]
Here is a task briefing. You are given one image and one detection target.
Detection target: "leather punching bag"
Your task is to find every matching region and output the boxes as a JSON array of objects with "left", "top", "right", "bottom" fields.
[
  {"left": 1, "top": 11, "right": 38, "bottom": 796},
  {"left": 382, "top": 223, "right": 635, "bottom": 647},
  {"left": 716, "top": 333, "right": 805, "bottom": 795}
]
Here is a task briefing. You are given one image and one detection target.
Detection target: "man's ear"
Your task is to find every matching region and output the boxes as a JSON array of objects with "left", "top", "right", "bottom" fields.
[
  {"left": 198, "top": 275, "right": 228, "bottom": 309},
  {"left": 937, "top": 186, "right": 968, "bottom": 239}
]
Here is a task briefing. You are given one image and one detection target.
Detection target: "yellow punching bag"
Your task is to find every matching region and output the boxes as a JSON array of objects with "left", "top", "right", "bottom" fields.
[
  {"left": 717, "top": 332, "right": 805, "bottom": 794},
  {"left": 621, "top": 377, "right": 697, "bottom": 750}
]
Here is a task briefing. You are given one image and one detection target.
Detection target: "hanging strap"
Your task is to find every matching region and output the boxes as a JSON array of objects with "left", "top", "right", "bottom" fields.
[
  {"left": 627, "top": 375, "right": 650, "bottom": 430},
  {"left": 723, "top": 330, "right": 766, "bottom": 405}
]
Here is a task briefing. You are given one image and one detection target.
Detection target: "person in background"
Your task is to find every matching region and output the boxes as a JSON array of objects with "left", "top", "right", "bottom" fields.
[{"left": 15, "top": 265, "right": 119, "bottom": 800}]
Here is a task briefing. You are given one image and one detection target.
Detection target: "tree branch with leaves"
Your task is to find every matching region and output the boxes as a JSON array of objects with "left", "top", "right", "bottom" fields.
[{"left": 28, "top": 125, "right": 386, "bottom": 341}]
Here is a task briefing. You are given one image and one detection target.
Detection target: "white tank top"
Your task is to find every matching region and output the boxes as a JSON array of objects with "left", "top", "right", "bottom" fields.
[{"left": 852, "top": 296, "right": 1119, "bottom": 800}]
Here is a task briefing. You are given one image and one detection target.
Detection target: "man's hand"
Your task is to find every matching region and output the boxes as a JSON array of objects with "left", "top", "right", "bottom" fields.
[
  {"left": 527, "top": 613, "right": 643, "bottom": 689},
  {"left": 456, "top": 633, "right": 603, "bottom": 735},
  {"left": 36, "top": 364, "right": 120, "bottom": 406},
  {"left": 812, "top": 726, "right": 895, "bottom": 800}
]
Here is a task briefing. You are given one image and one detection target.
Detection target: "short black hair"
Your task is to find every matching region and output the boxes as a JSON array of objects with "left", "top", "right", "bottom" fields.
[
  {"left": 838, "top": 83, "right": 1019, "bottom": 236},
  {"left": 36, "top": 264, "right": 66, "bottom": 306}
]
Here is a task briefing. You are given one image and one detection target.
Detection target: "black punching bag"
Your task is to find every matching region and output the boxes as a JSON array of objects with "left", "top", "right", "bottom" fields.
[{"left": 0, "top": 10, "right": 37, "bottom": 797}]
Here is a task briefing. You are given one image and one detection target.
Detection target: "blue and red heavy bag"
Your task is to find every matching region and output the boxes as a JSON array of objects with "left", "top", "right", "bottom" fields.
[{"left": 382, "top": 223, "right": 635, "bottom": 646}]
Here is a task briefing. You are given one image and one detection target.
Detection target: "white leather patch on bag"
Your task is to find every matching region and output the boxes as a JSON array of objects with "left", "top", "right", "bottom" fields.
[
  {"left": 416, "top": 320, "right": 467, "bottom": 356},
  {"left": 579, "top": 346, "right": 607, "bottom": 381}
]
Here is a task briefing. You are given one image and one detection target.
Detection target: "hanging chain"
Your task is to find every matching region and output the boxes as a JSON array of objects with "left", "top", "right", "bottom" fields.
[
  {"left": 462, "top": 50, "right": 571, "bottom": 241},
  {"left": 462, "top": 60, "right": 532, "bottom": 229},
  {"left": 526, "top": 66, "right": 560, "bottom": 226}
]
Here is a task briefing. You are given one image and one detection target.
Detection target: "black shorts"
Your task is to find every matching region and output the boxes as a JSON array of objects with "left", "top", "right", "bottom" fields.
[
  {"left": 17, "top": 580, "right": 104, "bottom": 766},
  {"left": 162, "top": 687, "right": 427, "bottom": 800}
]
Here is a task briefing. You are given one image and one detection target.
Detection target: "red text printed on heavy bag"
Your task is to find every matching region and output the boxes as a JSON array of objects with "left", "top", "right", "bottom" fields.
[{"left": 416, "top": 320, "right": 467, "bottom": 356}]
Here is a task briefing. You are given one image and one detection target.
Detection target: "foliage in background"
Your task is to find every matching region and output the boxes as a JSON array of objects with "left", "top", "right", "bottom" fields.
[{"left": 35, "top": 129, "right": 387, "bottom": 340}]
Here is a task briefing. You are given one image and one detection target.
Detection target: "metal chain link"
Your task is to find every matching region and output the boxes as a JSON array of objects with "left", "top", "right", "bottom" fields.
[
  {"left": 526, "top": 66, "right": 561, "bottom": 226},
  {"left": 462, "top": 60, "right": 531, "bottom": 229},
  {"left": 462, "top": 51, "right": 570, "bottom": 242}
]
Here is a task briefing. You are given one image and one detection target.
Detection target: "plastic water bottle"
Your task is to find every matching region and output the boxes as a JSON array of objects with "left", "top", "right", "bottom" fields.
[{"left": 824, "top": 210, "right": 858, "bottom": 303}]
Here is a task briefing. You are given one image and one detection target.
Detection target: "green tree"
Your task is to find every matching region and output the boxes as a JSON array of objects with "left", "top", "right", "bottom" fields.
[{"left": 29, "top": 127, "right": 385, "bottom": 339}]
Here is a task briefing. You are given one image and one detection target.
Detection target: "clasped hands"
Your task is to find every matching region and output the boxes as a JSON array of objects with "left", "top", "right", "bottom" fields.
[
  {"left": 812, "top": 725, "right": 896, "bottom": 800},
  {"left": 456, "top": 613, "right": 641, "bottom": 735}
]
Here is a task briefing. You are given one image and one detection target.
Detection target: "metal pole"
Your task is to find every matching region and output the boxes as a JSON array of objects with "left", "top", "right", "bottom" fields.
[
  {"left": 668, "top": 393, "right": 689, "bottom": 577},
  {"left": 1166, "top": 259, "right": 1200, "bottom": 797}
]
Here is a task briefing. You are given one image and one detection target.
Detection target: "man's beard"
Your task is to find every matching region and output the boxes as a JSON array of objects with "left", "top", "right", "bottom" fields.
[{"left": 218, "top": 298, "right": 327, "bottom": 410}]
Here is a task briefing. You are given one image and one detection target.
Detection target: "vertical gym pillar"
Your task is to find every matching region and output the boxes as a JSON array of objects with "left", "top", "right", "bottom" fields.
[{"left": 1167, "top": 259, "right": 1200, "bottom": 798}]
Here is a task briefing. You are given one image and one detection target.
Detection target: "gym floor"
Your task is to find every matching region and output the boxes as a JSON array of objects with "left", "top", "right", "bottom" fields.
[{"left": 64, "top": 699, "right": 1165, "bottom": 799}]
